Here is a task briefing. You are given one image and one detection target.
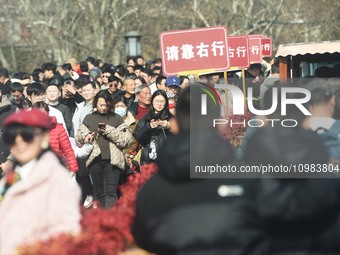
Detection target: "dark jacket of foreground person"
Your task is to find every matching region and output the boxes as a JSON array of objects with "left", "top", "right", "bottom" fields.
[
  {"left": 246, "top": 126, "right": 340, "bottom": 255},
  {"left": 132, "top": 131, "right": 269, "bottom": 255},
  {"left": 133, "top": 85, "right": 340, "bottom": 255},
  {"left": 133, "top": 128, "right": 340, "bottom": 255}
]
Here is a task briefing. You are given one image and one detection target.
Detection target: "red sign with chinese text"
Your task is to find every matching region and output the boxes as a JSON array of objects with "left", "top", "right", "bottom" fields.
[
  {"left": 261, "top": 37, "right": 272, "bottom": 57},
  {"left": 248, "top": 36, "right": 262, "bottom": 63},
  {"left": 228, "top": 35, "right": 250, "bottom": 69},
  {"left": 159, "top": 26, "right": 230, "bottom": 76}
]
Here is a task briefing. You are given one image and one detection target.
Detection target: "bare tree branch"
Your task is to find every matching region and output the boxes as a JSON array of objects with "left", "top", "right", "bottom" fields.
[
  {"left": 262, "top": 0, "right": 285, "bottom": 34},
  {"left": 191, "top": 0, "right": 210, "bottom": 27}
]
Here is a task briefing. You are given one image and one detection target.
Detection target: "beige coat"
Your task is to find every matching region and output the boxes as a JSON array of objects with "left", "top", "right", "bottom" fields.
[
  {"left": 75, "top": 122, "right": 134, "bottom": 170},
  {"left": 0, "top": 151, "right": 81, "bottom": 255}
]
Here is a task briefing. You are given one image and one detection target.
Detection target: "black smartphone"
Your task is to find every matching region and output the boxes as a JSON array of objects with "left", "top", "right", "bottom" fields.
[{"left": 98, "top": 123, "right": 105, "bottom": 129}]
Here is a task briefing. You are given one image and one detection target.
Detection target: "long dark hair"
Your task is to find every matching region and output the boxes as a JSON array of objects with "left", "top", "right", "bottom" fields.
[{"left": 148, "top": 90, "right": 171, "bottom": 120}]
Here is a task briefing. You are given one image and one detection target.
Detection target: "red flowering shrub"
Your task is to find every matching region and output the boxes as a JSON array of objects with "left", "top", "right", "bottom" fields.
[
  {"left": 221, "top": 112, "right": 253, "bottom": 147},
  {"left": 19, "top": 164, "right": 158, "bottom": 255}
]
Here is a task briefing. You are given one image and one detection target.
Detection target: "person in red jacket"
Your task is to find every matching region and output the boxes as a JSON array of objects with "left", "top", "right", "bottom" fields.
[{"left": 32, "top": 101, "right": 78, "bottom": 174}]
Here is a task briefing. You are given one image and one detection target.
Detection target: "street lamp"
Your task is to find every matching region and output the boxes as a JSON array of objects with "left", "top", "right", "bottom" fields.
[{"left": 125, "top": 31, "right": 142, "bottom": 57}]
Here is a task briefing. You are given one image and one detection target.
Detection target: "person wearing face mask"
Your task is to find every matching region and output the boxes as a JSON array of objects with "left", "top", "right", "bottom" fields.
[
  {"left": 113, "top": 94, "right": 139, "bottom": 176},
  {"left": 113, "top": 95, "right": 135, "bottom": 126}
]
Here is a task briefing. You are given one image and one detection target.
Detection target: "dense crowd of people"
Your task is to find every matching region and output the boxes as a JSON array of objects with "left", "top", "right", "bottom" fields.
[
  {"left": 0, "top": 55, "right": 340, "bottom": 254},
  {"left": 0, "top": 56, "right": 188, "bottom": 208}
]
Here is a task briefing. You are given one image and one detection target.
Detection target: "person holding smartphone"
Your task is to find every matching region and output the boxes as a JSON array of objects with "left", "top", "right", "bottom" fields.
[
  {"left": 75, "top": 90, "right": 134, "bottom": 208},
  {"left": 133, "top": 90, "right": 172, "bottom": 165},
  {"left": 59, "top": 78, "right": 85, "bottom": 117}
]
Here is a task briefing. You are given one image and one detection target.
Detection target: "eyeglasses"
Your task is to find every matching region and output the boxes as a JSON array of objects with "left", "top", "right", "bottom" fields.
[
  {"left": 3, "top": 126, "right": 43, "bottom": 145},
  {"left": 109, "top": 83, "right": 118, "bottom": 88}
]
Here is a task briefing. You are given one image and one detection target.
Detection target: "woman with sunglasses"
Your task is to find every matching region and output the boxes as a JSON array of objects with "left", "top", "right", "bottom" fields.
[
  {"left": 75, "top": 90, "right": 134, "bottom": 208},
  {"left": 0, "top": 109, "right": 81, "bottom": 255},
  {"left": 101, "top": 69, "right": 112, "bottom": 90},
  {"left": 133, "top": 90, "right": 172, "bottom": 165}
]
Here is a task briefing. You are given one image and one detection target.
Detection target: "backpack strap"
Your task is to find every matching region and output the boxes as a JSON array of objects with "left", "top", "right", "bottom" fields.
[
  {"left": 328, "top": 121, "right": 340, "bottom": 137},
  {"left": 315, "top": 126, "right": 328, "bottom": 135}
]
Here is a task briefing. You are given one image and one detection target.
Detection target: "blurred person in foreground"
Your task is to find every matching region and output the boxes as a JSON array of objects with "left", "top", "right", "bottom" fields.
[
  {"left": 245, "top": 126, "right": 340, "bottom": 254},
  {"left": 0, "top": 109, "right": 81, "bottom": 255},
  {"left": 132, "top": 84, "right": 268, "bottom": 255}
]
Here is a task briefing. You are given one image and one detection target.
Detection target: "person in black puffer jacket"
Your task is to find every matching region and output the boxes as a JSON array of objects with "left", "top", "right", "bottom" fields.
[
  {"left": 133, "top": 90, "right": 172, "bottom": 166},
  {"left": 245, "top": 126, "right": 340, "bottom": 255}
]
